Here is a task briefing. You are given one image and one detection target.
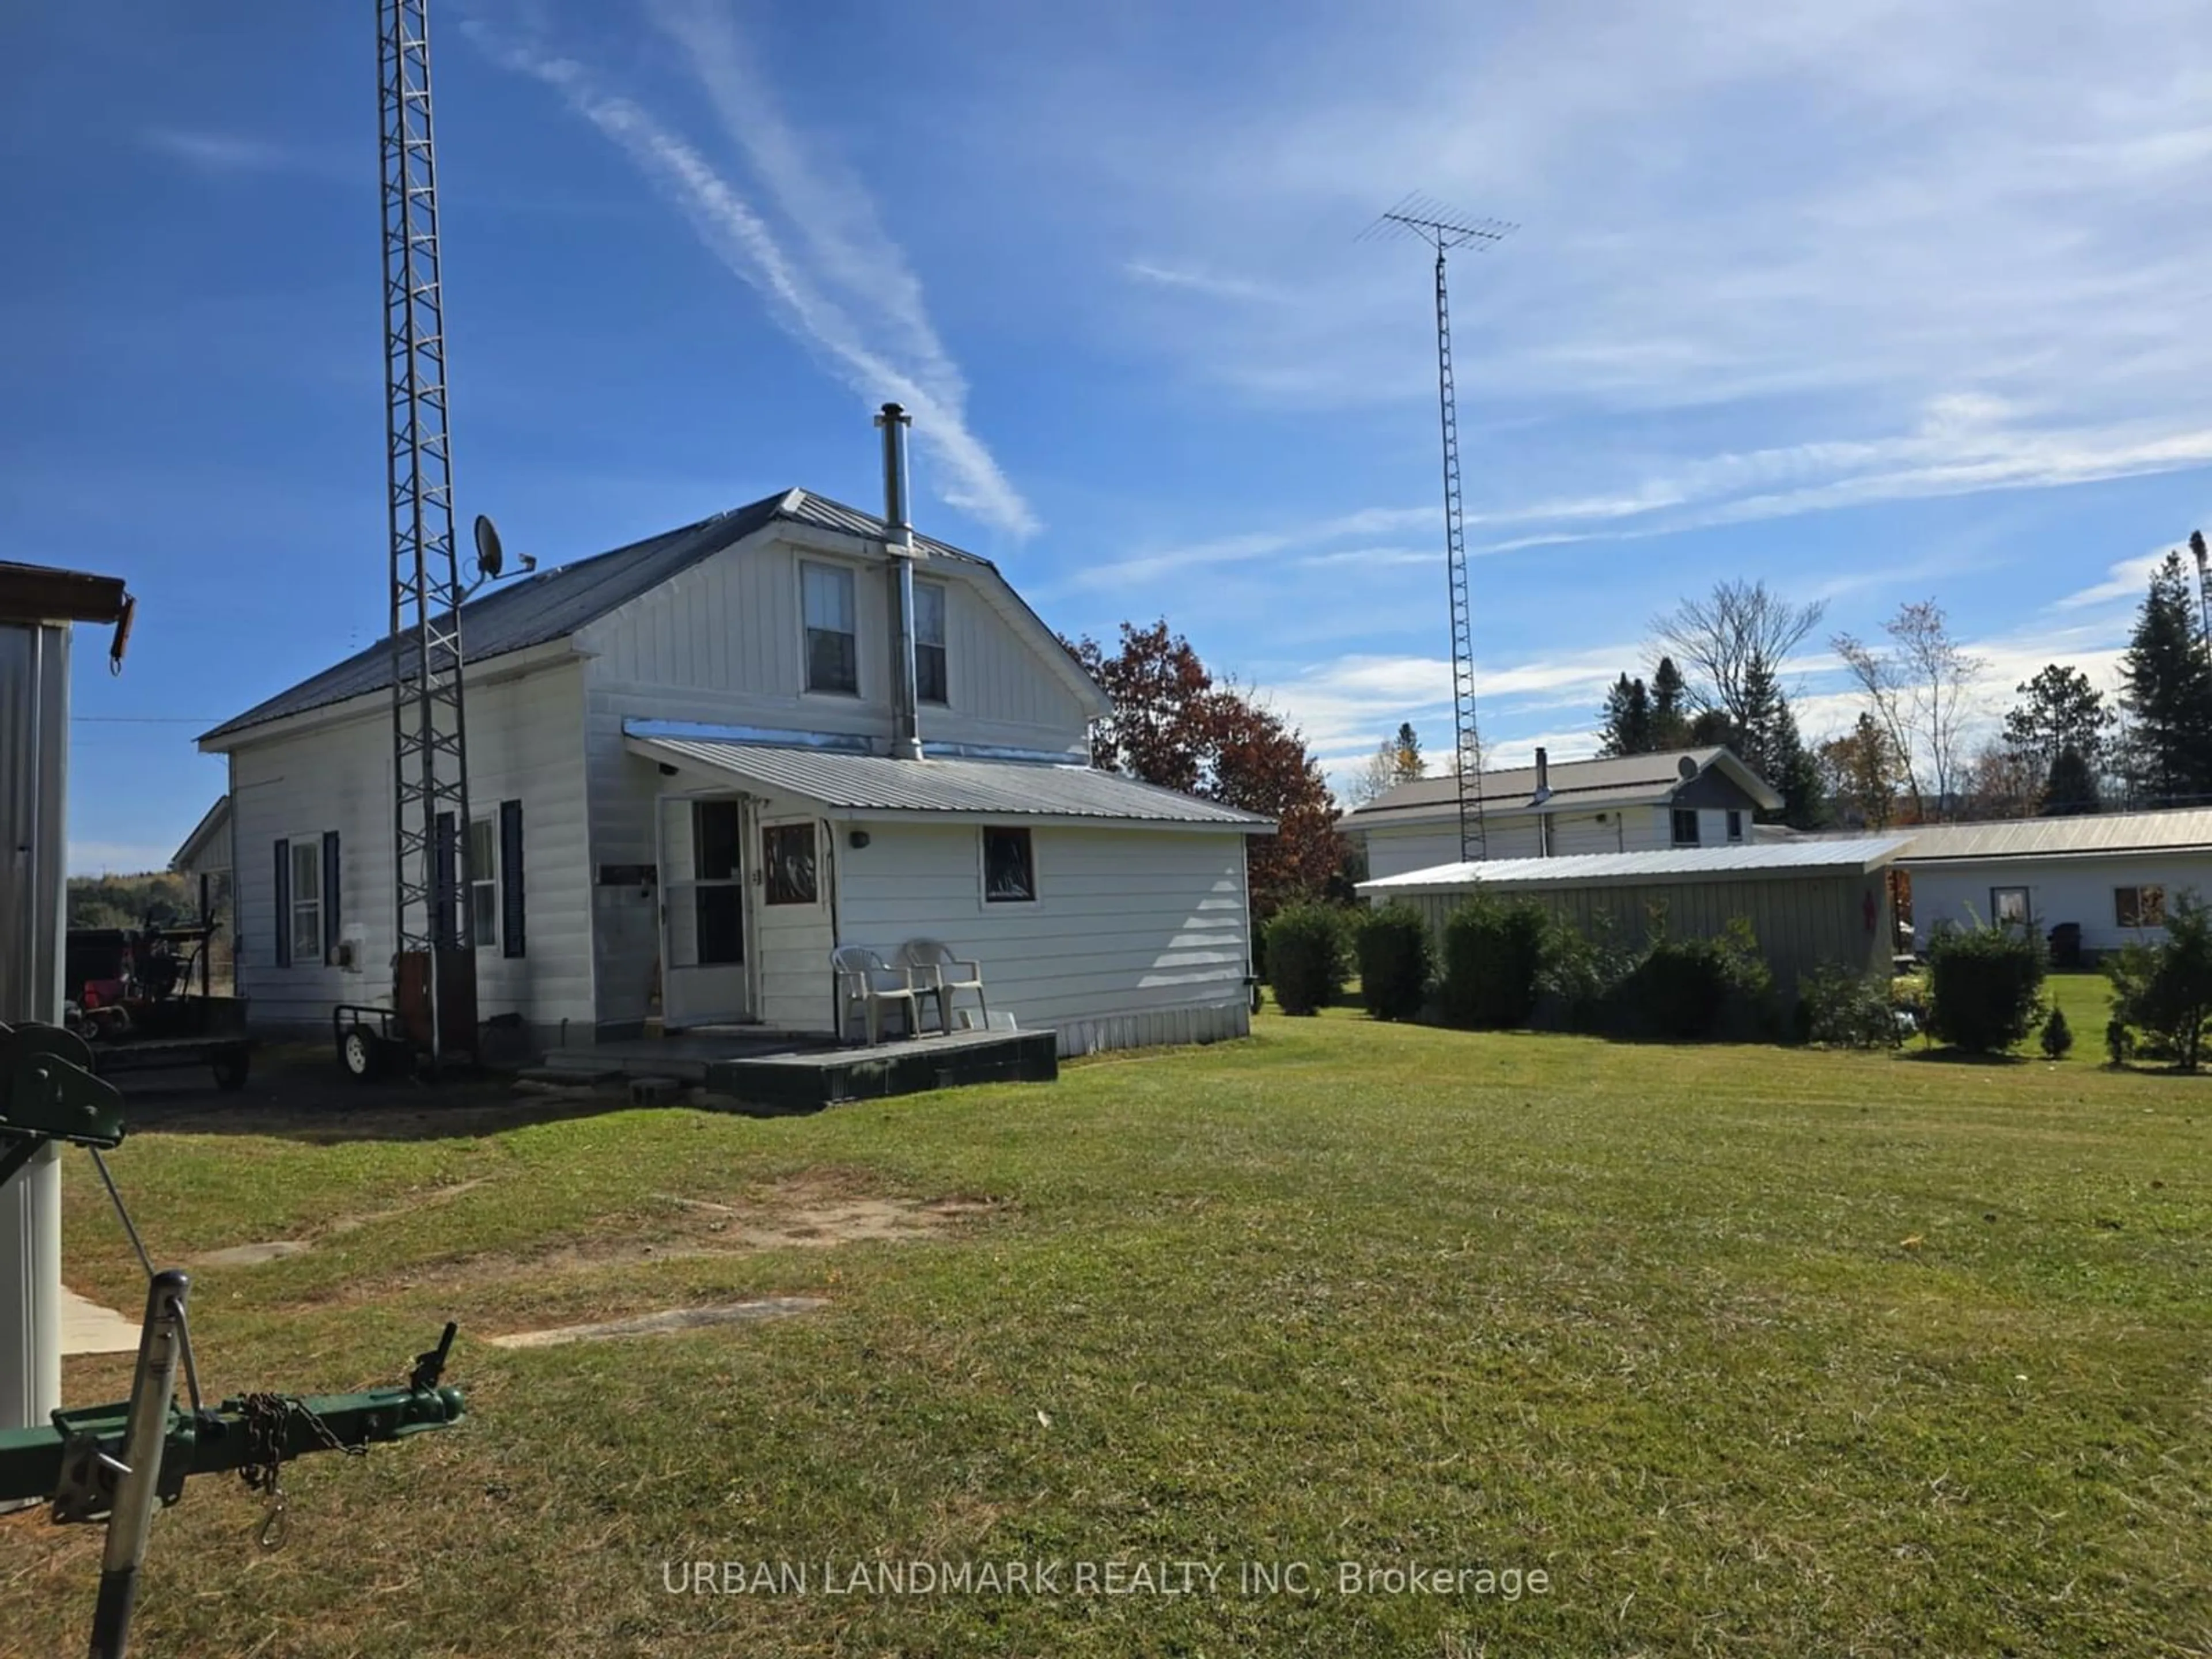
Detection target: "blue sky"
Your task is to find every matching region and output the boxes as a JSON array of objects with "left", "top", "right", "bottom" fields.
[{"left": 9, "top": 0, "right": 2211, "bottom": 872}]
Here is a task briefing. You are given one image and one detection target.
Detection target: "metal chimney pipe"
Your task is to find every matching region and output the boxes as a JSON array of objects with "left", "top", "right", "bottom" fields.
[{"left": 875, "top": 402, "right": 922, "bottom": 761}]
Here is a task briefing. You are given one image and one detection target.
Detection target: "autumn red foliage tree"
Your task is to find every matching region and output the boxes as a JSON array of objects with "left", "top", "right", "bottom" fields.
[{"left": 1065, "top": 620, "right": 1343, "bottom": 921}]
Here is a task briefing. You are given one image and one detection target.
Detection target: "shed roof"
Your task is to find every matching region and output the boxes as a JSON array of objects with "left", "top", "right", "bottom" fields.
[
  {"left": 1897, "top": 808, "right": 2212, "bottom": 864},
  {"left": 1357, "top": 836, "right": 1911, "bottom": 895},
  {"left": 630, "top": 736, "right": 1274, "bottom": 831},
  {"left": 1347, "top": 747, "right": 1781, "bottom": 821},
  {"left": 170, "top": 794, "right": 231, "bottom": 872},
  {"left": 198, "top": 489, "right": 1036, "bottom": 744}
]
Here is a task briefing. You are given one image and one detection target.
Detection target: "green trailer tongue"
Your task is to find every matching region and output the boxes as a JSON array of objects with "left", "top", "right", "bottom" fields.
[{"left": 1, "top": 1019, "right": 468, "bottom": 1659}]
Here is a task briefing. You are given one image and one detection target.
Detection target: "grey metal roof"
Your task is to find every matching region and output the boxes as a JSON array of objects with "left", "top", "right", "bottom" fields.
[
  {"left": 1896, "top": 809, "right": 2212, "bottom": 864},
  {"left": 632, "top": 736, "right": 1273, "bottom": 830},
  {"left": 198, "top": 489, "right": 1000, "bottom": 744},
  {"left": 1358, "top": 835, "right": 1911, "bottom": 894},
  {"left": 1348, "top": 747, "right": 1781, "bottom": 820}
]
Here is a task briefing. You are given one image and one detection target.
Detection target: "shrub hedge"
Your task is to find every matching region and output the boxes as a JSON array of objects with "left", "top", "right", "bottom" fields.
[
  {"left": 1440, "top": 899, "right": 1550, "bottom": 1028},
  {"left": 1265, "top": 903, "right": 1350, "bottom": 1017},
  {"left": 1925, "top": 923, "right": 2046, "bottom": 1054},
  {"left": 1798, "top": 965, "right": 1903, "bottom": 1049},
  {"left": 1355, "top": 903, "right": 1433, "bottom": 1022}
]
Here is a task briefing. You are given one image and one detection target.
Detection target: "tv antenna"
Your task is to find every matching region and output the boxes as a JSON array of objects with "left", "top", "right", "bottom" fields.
[
  {"left": 1364, "top": 194, "right": 1514, "bottom": 862},
  {"left": 380, "top": 0, "right": 475, "bottom": 1059}
]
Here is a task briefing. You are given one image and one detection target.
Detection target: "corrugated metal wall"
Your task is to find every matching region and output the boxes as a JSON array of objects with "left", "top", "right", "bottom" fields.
[{"left": 1394, "top": 871, "right": 1892, "bottom": 995}]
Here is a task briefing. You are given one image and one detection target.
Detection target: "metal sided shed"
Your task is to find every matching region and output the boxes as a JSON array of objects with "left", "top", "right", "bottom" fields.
[{"left": 1357, "top": 837, "right": 1911, "bottom": 997}]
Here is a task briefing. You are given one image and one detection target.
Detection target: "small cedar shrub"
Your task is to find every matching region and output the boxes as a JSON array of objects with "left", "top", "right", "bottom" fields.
[
  {"left": 1798, "top": 965, "right": 1903, "bottom": 1049},
  {"left": 1266, "top": 903, "right": 1349, "bottom": 1016},
  {"left": 1925, "top": 924, "right": 2046, "bottom": 1054},
  {"left": 2040, "top": 1005, "right": 2074, "bottom": 1059},
  {"left": 1355, "top": 903, "right": 1433, "bottom": 1022},
  {"left": 1440, "top": 899, "right": 1550, "bottom": 1028},
  {"left": 1615, "top": 918, "right": 1772, "bottom": 1041}
]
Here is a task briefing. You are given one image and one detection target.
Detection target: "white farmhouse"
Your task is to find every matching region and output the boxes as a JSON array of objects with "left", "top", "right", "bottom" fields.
[
  {"left": 198, "top": 488, "right": 1268, "bottom": 1058},
  {"left": 1347, "top": 747, "right": 1782, "bottom": 880}
]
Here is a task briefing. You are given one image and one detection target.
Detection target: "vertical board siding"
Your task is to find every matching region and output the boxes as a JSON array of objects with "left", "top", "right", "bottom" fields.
[
  {"left": 1391, "top": 872, "right": 1889, "bottom": 997},
  {"left": 575, "top": 533, "right": 1096, "bottom": 1027},
  {"left": 836, "top": 823, "right": 1253, "bottom": 1041},
  {"left": 1906, "top": 854, "right": 2212, "bottom": 954},
  {"left": 230, "top": 662, "right": 592, "bottom": 1034}
]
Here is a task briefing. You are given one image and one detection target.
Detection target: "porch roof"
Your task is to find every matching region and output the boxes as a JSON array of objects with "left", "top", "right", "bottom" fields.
[{"left": 628, "top": 736, "right": 1274, "bottom": 832}]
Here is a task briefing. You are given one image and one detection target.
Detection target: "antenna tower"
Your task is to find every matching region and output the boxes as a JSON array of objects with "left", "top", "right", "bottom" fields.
[
  {"left": 1366, "top": 195, "right": 1513, "bottom": 862},
  {"left": 380, "top": 0, "right": 474, "bottom": 1056}
]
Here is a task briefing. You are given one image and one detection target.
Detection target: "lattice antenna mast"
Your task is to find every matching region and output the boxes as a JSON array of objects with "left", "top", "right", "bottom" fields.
[
  {"left": 380, "top": 0, "right": 473, "bottom": 1053},
  {"left": 1366, "top": 196, "right": 1514, "bottom": 862}
]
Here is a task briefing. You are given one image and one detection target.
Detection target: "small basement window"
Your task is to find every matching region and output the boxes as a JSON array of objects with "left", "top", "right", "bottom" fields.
[
  {"left": 1671, "top": 808, "right": 1700, "bottom": 846},
  {"left": 290, "top": 839, "right": 323, "bottom": 963},
  {"left": 983, "top": 826, "right": 1035, "bottom": 903},
  {"left": 2116, "top": 885, "right": 2167, "bottom": 929},
  {"left": 763, "top": 821, "right": 819, "bottom": 906},
  {"left": 802, "top": 562, "right": 858, "bottom": 695},
  {"left": 915, "top": 579, "right": 948, "bottom": 705},
  {"left": 1991, "top": 886, "right": 2031, "bottom": 928},
  {"left": 469, "top": 818, "right": 498, "bottom": 950}
]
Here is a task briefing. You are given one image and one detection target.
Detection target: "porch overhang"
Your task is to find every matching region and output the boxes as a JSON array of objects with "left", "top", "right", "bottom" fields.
[{"left": 626, "top": 734, "right": 1274, "bottom": 835}]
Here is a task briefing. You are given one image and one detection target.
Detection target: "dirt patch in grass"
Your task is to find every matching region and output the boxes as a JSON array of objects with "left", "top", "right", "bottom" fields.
[
  {"left": 190, "top": 1178, "right": 494, "bottom": 1267},
  {"left": 486, "top": 1296, "right": 830, "bottom": 1349}
]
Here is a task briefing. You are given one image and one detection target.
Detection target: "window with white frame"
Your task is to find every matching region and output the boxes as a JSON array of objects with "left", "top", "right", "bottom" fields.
[
  {"left": 469, "top": 818, "right": 498, "bottom": 950},
  {"left": 983, "top": 826, "right": 1036, "bottom": 903},
  {"left": 2116, "top": 885, "right": 2167, "bottom": 928},
  {"left": 802, "top": 562, "right": 858, "bottom": 694},
  {"left": 1991, "top": 887, "right": 2031, "bottom": 929},
  {"left": 915, "top": 579, "right": 948, "bottom": 704},
  {"left": 290, "top": 839, "right": 323, "bottom": 964}
]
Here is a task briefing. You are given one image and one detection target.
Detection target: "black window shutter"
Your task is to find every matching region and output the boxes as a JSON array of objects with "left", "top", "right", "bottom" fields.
[
  {"left": 434, "top": 810, "right": 457, "bottom": 948},
  {"left": 273, "top": 838, "right": 291, "bottom": 967},
  {"left": 499, "top": 799, "right": 525, "bottom": 958},
  {"left": 322, "top": 831, "right": 341, "bottom": 965}
]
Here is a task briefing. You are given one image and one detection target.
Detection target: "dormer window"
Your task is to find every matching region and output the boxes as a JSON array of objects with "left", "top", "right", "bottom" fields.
[{"left": 802, "top": 563, "right": 858, "bottom": 695}]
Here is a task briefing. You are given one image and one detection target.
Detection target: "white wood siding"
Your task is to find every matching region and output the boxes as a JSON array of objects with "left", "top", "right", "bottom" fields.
[
  {"left": 835, "top": 823, "right": 1253, "bottom": 1040},
  {"left": 230, "top": 663, "right": 593, "bottom": 1033},
  {"left": 576, "top": 532, "right": 1096, "bottom": 1026},
  {"left": 1907, "top": 854, "right": 2212, "bottom": 953}
]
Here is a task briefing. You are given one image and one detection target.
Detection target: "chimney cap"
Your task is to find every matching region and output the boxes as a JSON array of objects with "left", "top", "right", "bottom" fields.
[{"left": 875, "top": 400, "right": 910, "bottom": 427}]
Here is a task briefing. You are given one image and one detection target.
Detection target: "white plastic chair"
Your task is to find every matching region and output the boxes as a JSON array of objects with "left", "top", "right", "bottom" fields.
[
  {"left": 899, "top": 939, "right": 988, "bottom": 1035},
  {"left": 831, "top": 946, "right": 924, "bottom": 1045}
]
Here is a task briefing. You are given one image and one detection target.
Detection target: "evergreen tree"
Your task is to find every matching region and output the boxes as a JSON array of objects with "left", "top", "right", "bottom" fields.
[
  {"left": 1650, "top": 657, "right": 1692, "bottom": 749},
  {"left": 1767, "top": 699, "right": 1826, "bottom": 828},
  {"left": 2117, "top": 552, "right": 2212, "bottom": 807},
  {"left": 1391, "top": 721, "right": 1425, "bottom": 781},
  {"left": 1596, "top": 675, "right": 1655, "bottom": 757},
  {"left": 2042, "top": 745, "right": 2100, "bottom": 816}
]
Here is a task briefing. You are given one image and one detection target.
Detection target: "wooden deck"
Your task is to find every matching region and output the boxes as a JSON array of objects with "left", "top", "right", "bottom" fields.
[{"left": 528, "top": 1027, "right": 1056, "bottom": 1115}]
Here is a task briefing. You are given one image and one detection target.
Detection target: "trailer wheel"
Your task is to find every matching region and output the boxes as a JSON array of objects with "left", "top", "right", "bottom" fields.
[
  {"left": 210, "top": 1048, "right": 251, "bottom": 1092},
  {"left": 339, "top": 1024, "right": 384, "bottom": 1082}
]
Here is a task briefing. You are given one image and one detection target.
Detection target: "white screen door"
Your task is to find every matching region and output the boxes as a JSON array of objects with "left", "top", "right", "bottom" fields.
[{"left": 659, "top": 796, "right": 751, "bottom": 1027}]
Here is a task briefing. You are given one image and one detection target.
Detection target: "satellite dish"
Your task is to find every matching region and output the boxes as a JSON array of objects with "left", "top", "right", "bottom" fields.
[
  {"left": 1677, "top": 755, "right": 1698, "bottom": 781},
  {"left": 474, "top": 514, "right": 504, "bottom": 580}
]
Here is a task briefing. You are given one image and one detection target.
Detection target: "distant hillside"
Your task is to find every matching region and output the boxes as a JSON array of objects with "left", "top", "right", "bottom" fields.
[{"left": 68, "top": 871, "right": 200, "bottom": 931}]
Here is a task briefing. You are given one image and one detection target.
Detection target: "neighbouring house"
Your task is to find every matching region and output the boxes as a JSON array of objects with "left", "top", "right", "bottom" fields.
[
  {"left": 197, "top": 484, "right": 1271, "bottom": 1058},
  {"left": 1898, "top": 808, "right": 2212, "bottom": 957},
  {"left": 1347, "top": 747, "right": 1784, "bottom": 880},
  {"left": 170, "top": 795, "right": 232, "bottom": 903},
  {"left": 1357, "top": 837, "right": 1908, "bottom": 999}
]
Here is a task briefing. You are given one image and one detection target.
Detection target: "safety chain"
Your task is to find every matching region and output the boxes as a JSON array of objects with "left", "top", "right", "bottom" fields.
[{"left": 237, "top": 1392, "right": 367, "bottom": 1550}]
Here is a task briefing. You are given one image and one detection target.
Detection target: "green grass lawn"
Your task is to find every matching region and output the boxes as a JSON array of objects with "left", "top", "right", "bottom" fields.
[{"left": 9, "top": 1016, "right": 2210, "bottom": 1657}]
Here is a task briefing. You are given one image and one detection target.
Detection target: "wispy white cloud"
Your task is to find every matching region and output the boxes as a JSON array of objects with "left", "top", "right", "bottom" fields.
[
  {"left": 465, "top": 4, "right": 1036, "bottom": 536},
  {"left": 1123, "top": 259, "right": 1278, "bottom": 302},
  {"left": 141, "top": 128, "right": 335, "bottom": 177}
]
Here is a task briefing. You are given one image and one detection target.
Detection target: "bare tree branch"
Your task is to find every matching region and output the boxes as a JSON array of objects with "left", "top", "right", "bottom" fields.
[{"left": 1653, "top": 579, "right": 1827, "bottom": 729}]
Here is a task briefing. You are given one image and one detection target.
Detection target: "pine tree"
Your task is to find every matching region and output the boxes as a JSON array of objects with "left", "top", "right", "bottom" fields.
[
  {"left": 1650, "top": 657, "right": 1692, "bottom": 749},
  {"left": 1391, "top": 721, "right": 1425, "bottom": 781},
  {"left": 2117, "top": 552, "right": 2212, "bottom": 807},
  {"left": 2042, "top": 745, "right": 2100, "bottom": 817},
  {"left": 1768, "top": 698, "right": 1826, "bottom": 828},
  {"left": 1597, "top": 675, "right": 1655, "bottom": 757}
]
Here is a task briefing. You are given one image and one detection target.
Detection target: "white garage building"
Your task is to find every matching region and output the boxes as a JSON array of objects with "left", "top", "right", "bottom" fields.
[
  {"left": 1900, "top": 808, "right": 2212, "bottom": 955},
  {"left": 197, "top": 487, "right": 1269, "bottom": 1057}
]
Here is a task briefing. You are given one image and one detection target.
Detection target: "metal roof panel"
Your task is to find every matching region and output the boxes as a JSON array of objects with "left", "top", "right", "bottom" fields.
[{"left": 1358, "top": 835, "right": 1912, "bottom": 893}]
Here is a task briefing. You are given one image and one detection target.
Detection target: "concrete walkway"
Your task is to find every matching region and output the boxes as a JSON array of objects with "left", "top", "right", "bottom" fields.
[{"left": 61, "top": 1286, "right": 139, "bottom": 1355}]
